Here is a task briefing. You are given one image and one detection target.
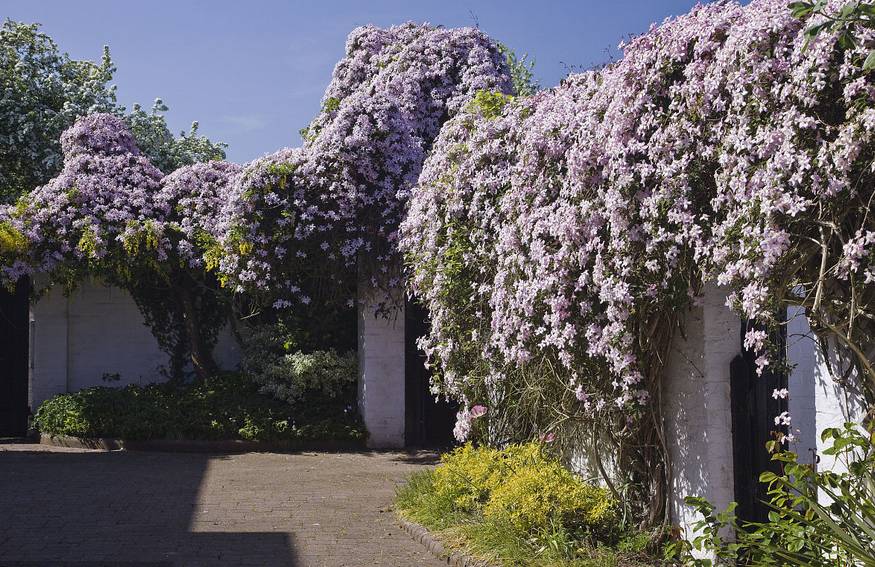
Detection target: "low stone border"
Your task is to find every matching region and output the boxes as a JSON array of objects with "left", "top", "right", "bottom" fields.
[
  {"left": 41, "top": 434, "right": 124, "bottom": 451},
  {"left": 40, "top": 433, "right": 365, "bottom": 453},
  {"left": 397, "top": 516, "right": 495, "bottom": 567}
]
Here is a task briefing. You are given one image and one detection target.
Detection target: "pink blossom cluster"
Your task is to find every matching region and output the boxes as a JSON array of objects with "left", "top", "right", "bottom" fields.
[
  {"left": 1, "top": 114, "right": 166, "bottom": 281},
  {"left": 215, "top": 23, "right": 512, "bottom": 305},
  {"left": 400, "top": 0, "right": 875, "bottom": 432},
  {"left": 156, "top": 160, "right": 242, "bottom": 268},
  {"left": 0, "top": 114, "right": 239, "bottom": 284}
]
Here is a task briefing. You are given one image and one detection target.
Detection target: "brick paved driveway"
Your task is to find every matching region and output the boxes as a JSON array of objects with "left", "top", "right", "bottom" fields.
[{"left": 0, "top": 445, "right": 444, "bottom": 567}]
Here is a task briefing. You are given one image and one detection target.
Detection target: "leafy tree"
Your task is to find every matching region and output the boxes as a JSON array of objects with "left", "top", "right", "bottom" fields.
[
  {"left": 125, "top": 98, "right": 227, "bottom": 173},
  {"left": 498, "top": 43, "right": 539, "bottom": 97},
  {"left": 0, "top": 19, "right": 117, "bottom": 202}
]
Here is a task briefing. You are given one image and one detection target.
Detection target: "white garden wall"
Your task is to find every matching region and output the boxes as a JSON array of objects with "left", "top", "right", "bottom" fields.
[
  {"left": 357, "top": 286, "right": 406, "bottom": 449},
  {"left": 29, "top": 279, "right": 241, "bottom": 409},
  {"left": 785, "top": 307, "right": 866, "bottom": 473},
  {"left": 664, "top": 291, "right": 867, "bottom": 548},
  {"left": 663, "top": 283, "right": 739, "bottom": 544}
]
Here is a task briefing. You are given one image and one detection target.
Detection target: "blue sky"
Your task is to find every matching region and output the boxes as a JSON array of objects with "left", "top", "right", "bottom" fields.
[{"left": 4, "top": 1, "right": 701, "bottom": 163}]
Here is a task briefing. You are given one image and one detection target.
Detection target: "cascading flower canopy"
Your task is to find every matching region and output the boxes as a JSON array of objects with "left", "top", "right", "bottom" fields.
[
  {"left": 400, "top": 0, "right": 875, "bottom": 520},
  {"left": 1, "top": 5, "right": 873, "bottom": 527},
  {"left": 0, "top": 113, "right": 241, "bottom": 379},
  {"left": 215, "top": 23, "right": 513, "bottom": 307},
  {"left": 0, "top": 113, "right": 166, "bottom": 283}
]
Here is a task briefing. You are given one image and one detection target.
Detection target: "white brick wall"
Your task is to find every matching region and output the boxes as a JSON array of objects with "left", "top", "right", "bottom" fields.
[
  {"left": 664, "top": 297, "right": 867, "bottom": 545},
  {"left": 29, "top": 281, "right": 68, "bottom": 410},
  {"left": 357, "top": 285, "right": 406, "bottom": 449},
  {"left": 813, "top": 336, "right": 866, "bottom": 474},
  {"left": 783, "top": 307, "right": 866, "bottom": 473},
  {"left": 663, "top": 283, "right": 739, "bottom": 547},
  {"left": 30, "top": 279, "right": 241, "bottom": 409}
]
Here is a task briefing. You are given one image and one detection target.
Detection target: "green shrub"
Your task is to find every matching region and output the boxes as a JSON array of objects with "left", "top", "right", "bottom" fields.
[
  {"left": 249, "top": 348, "right": 357, "bottom": 405},
  {"left": 33, "top": 372, "right": 365, "bottom": 443},
  {"left": 397, "top": 443, "right": 652, "bottom": 566},
  {"left": 240, "top": 321, "right": 358, "bottom": 408}
]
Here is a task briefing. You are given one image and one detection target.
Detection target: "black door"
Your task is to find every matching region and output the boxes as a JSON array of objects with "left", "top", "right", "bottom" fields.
[
  {"left": 405, "top": 299, "right": 458, "bottom": 448},
  {"left": 730, "top": 321, "right": 787, "bottom": 524},
  {"left": 0, "top": 278, "right": 30, "bottom": 437}
]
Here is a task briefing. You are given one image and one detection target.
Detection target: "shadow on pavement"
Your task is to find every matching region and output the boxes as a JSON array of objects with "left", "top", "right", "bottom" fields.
[{"left": 0, "top": 450, "right": 296, "bottom": 566}]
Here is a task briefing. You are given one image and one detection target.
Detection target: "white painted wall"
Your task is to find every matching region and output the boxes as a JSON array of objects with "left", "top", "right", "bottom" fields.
[
  {"left": 784, "top": 306, "right": 867, "bottom": 473},
  {"left": 663, "top": 283, "right": 739, "bottom": 547},
  {"left": 357, "top": 285, "right": 406, "bottom": 449},
  {"left": 29, "top": 279, "right": 241, "bottom": 409},
  {"left": 664, "top": 298, "right": 868, "bottom": 546}
]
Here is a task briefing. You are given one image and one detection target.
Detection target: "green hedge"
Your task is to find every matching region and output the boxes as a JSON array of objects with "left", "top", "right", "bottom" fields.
[{"left": 33, "top": 373, "right": 365, "bottom": 443}]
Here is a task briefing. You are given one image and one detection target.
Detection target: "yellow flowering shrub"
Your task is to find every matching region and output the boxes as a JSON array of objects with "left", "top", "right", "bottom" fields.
[
  {"left": 432, "top": 443, "right": 505, "bottom": 512},
  {"left": 0, "top": 221, "right": 27, "bottom": 258},
  {"left": 483, "top": 454, "right": 618, "bottom": 536},
  {"left": 431, "top": 442, "right": 618, "bottom": 538}
]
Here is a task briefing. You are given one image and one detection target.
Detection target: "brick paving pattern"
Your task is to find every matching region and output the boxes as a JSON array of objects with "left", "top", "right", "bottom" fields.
[{"left": 0, "top": 445, "right": 445, "bottom": 567}]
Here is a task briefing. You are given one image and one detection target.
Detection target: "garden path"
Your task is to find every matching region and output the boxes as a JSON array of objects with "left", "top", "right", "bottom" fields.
[{"left": 0, "top": 444, "right": 444, "bottom": 566}]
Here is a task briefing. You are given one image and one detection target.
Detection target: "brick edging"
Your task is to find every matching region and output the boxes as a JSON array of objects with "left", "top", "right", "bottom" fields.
[
  {"left": 397, "top": 516, "right": 494, "bottom": 567},
  {"left": 39, "top": 433, "right": 366, "bottom": 453}
]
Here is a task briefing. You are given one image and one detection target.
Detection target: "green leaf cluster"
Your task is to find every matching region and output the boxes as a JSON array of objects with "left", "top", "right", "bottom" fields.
[{"left": 791, "top": 0, "right": 875, "bottom": 71}]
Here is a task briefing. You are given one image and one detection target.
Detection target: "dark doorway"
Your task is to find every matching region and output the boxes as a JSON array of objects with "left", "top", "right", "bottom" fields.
[
  {"left": 0, "top": 278, "right": 30, "bottom": 437},
  {"left": 405, "top": 299, "right": 457, "bottom": 448},
  {"left": 730, "top": 320, "right": 787, "bottom": 524}
]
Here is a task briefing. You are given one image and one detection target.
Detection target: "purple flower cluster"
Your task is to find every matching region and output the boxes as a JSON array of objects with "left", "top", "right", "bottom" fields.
[
  {"left": 2, "top": 113, "right": 165, "bottom": 281},
  {"left": 1, "top": 114, "right": 240, "bottom": 285},
  {"left": 60, "top": 114, "right": 140, "bottom": 159},
  {"left": 157, "top": 160, "right": 241, "bottom": 267},
  {"left": 400, "top": 0, "right": 875, "bottom": 434},
  {"left": 215, "top": 23, "right": 512, "bottom": 304}
]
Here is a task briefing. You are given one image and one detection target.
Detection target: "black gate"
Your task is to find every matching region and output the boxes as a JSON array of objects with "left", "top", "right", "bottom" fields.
[
  {"left": 0, "top": 278, "right": 30, "bottom": 437},
  {"left": 405, "top": 299, "right": 457, "bottom": 448},
  {"left": 730, "top": 321, "right": 787, "bottom": 524}
]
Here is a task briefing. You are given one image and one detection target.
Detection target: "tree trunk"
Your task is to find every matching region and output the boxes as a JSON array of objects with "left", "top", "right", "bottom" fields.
[{"left": 177, "top": 280, "right": 218, "bottom": 380}]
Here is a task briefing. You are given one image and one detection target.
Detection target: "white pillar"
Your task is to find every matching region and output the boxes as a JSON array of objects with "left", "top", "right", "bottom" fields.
[
  {"left": 784, "top": 306, "right": 868, "bottom": 490},
  {"left": 663, "top": 283, "right": 738, "bottom": 548},
  {"left": 357, "top": 285, "right": 406, "bottom": 449},
  {"left": 812, "top": 331, "right": 867, "bottom": 473}
]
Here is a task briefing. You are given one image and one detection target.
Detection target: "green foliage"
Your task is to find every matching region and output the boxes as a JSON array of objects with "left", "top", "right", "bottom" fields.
[
  {"left": 469, "top": 90, "right": 514, "bottom": 121},
  {"left": 498, "top": 43, "right": 539, "bottom": 96},
  {"left": 125, "top": 99, "right": 227, "bottom": 173},
  {"left": 243, "top": 343, "right": 357, "bottom": 406},
  {"left": 322, "top": 96, "right": 341, "bottom": 113},
  {"left": 396, "top": 443, "right": 659, "bottom": 566},
  {"left": 670, "top": 423, "right": 875, "bottom": 566},
  {"left": 0, "top": 19, "right": 117, "bottom": 201},
  {"left": 33, "top": 373, "right": 366, "bottom": 443},
  {"left": 791, "top": 0, "right": 875, "bottom": 70}
]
